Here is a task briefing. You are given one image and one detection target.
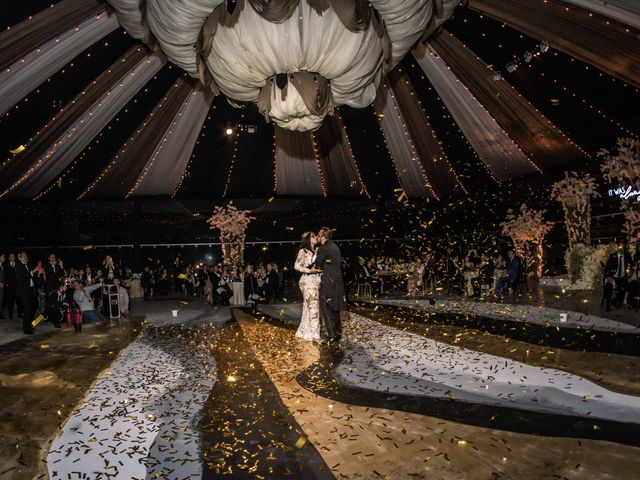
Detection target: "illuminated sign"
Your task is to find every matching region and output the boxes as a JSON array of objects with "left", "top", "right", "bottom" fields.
[{"left": 608, "top": 185, "right": 640, "bottom": 202}]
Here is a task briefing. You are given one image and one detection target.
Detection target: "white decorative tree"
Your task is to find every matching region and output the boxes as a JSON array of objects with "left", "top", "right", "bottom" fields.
[
  {"left": 501, "top": 204, "right": 552, "bottom": 278},
  {"left": 551, "top": 172, "right": 599, "bottom": 248},
  {"left": 599, "top": 137, "right": 640, "bottom": 241},
  {"left": 207, "top": 202, "right": 254, "bottom": 269}
]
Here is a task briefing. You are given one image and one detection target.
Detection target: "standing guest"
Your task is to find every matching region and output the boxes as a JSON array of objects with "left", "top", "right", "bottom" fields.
[
  {"left": 44, "top": 253, "right": 63, "bottom": 295},
  {"left": 112, "top": 278, "right": 130, "bottom": 316},
  {"left": 141, "top": 266, "right": 153, "bottom": 299},
  {"left": 2, "top": 253, "right": 17, "bottom": 319},
  {"left": 604, "top": 244, "right": 632, "bottom": 309},
  {"left": 103, "top": 256, "right": 117, "bottom": 282},
  {"left": 274, "top": 263, "right": 284, "bottom": 300},
  {"left": 157, "top": 269, "right": 169, "bottom": 296},
  {"left": 211, "top": 265, "right": 232, "bottom": 305},
  {"left": 16, "top": 251, "right": 42, "bottom": 334},
  {"left": 72, "top": 281, "right": 107, "bottom": 323},
  {"left": 0, "top": 253, "right": 4, "bottom": 319},
  {"left": 406, "top": 258, "right": 425, "bottom": 295},
  {"left": 244, "top": 264, "right": 260, "bottom": 314},
  {"left": 264, "top": 264, "right": 275, "bottom": 302}
]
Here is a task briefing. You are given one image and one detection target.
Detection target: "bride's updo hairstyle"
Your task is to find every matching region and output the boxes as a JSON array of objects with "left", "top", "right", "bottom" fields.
[{"left": 301, "top": 231, "right": 314, "bottom": 251}]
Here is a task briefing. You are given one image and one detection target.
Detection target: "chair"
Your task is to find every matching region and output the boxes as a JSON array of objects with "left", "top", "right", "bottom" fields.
[{"left": 356, "top": 282, "right": 372, "bottom": 299}]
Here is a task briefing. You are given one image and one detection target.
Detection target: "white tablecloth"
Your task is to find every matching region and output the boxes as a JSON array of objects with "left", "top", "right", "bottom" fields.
[
  {"left": 231, "top": 282, "right": 244, "bottom": 305},
  {"left": 130, "top": 279, "right": 143, "bottom": 298}
]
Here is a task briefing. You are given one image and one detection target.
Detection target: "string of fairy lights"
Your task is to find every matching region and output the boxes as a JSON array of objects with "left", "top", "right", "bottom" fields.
[
  {"left": 222, "top": 113, "right": 242, "bottom": 197},
  {"left": 335, "top": 108, "right": 370, "bottom": 198},
  {"left": 384, "top": 76, "right": 440, "bottom": 200},
  {"left": 1, "top": 0, "right": 637, "bottom": 202}
]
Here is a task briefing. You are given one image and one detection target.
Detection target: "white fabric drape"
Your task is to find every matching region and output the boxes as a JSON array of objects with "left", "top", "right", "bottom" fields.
[
  {"left": 561, "top": 0, "right": 640, "bottom": 30},
  {"left": 106, "top": 0, "right": 147, "bottom": 40},
  {"left": 3, "top": 53, "right": 166, "bottom": 199},
  {"left": 369, "top": 0, "right": 431, "bottom": 68},
  {"left": 275, "top": 127, "right": 324, "bottom": 195},
  {"left": 0, "top": 12, "right": 119, "bottom": 116},
  {"left": 374, "top": 82, "right": 434, "bottom": 198},
  {"left": 146, "top": 0, "right": 223, "bottom": 76},
  {"left": 413, "top": 43, "right": 538, "bottom": 181},
  {"left": 206, "top": 3, "right": 383, "bottom": 130},
  {"left": 129, "top": 87, "right": 214, "bottom": 196}
]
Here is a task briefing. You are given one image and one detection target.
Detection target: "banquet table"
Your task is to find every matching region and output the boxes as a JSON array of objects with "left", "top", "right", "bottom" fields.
[
  {"left": 231, "top": 282, "right": 244, "bottom": 305},
  {"left": 130, "top": 279, "right": 143, "bottom": 299}
]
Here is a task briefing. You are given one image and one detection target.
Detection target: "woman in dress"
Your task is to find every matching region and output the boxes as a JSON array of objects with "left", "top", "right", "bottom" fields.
[{"left": 294, "top": 231, "right": 321, "bottom": 341}]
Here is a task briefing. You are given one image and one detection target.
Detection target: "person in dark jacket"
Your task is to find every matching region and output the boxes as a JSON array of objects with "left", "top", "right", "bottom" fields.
[
  {"left": 16, "top": 251, "right": 42, "bottom": 334},
  {"left": 44, "top": 253, "right": 63, "bottom": 295},
  {"left": 311, "top": 227, "right": 346, "bottom": 343},
  {"left": 2, "top": 253, "right": 18, "bottom": 319},
  {"left": 243, "top": 265, "right": 260, "bottom": 314},
  {"left": 47, "top": 282, "right": 68, "bottom": 328}
]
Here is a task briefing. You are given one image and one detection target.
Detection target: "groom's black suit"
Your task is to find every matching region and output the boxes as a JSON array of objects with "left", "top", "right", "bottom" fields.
[{"left": 314, "top": 239, "right": 346, "bottom": 340}]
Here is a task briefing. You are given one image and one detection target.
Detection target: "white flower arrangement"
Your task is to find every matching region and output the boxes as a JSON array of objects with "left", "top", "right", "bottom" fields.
[{"left": 207, "top": 202, "right": 255, "bottom": 268}]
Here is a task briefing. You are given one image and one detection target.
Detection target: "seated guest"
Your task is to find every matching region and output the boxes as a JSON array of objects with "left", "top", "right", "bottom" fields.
[
  {"left": 46, "top": 282, "right": 69, "bottom": 328},
  {"left": 407, "top": 258, "right": 425, "bottom": 295},
  {"left": 472, "top": 254, "right": 495, "bottom": 297},
  {"left": 72, "top": 281, "right": 107, "bottom": 323},
  {"left": 354, "top": 257, "right": 382, "bottom": 295},
  {"left": 211, "top": 265, "right": 232, "bottom": 305},
  {"left": 445, "top": 255, "right": 463, "bottom": 294},
  {"left": 113, "top": 278, "right": 129, "bottom": 316}
]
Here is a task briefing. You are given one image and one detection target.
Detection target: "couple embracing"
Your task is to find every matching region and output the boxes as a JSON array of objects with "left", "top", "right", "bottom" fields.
[{"left": 294, "top": 227, "right": 345, "bottom": 344}]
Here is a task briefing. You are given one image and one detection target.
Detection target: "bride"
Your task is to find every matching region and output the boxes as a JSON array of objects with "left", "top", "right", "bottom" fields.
[{"left": 294, "top": 231, "right": 322, "bottom": 341}]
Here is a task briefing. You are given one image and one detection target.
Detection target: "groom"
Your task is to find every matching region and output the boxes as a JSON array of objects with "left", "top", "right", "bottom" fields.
[{"left": 310, "top": 227, "right": 346, "bottom": 343}]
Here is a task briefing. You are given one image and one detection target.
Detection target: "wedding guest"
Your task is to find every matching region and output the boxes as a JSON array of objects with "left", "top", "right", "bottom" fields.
[
  {"left": 16, "top": 251, "right": 42, "bottom": 334},
  {"left": 141, "top": 266, "right": 154, "bottom": 299},
  {"left": 407, "top": 258, "right": 425, "bottom": 295},
  {"left": 44, "top": 253, "right": 63, "bottom": 295},
  {"left": 46, "top": 282, "right": 68, "bottom": 328},
  {"left": 244, "top": 264, "right": 260, "bottom": 313},
  {"left": 211, "top": 265, "right": 232, "bottom": 305},
  {"left": 604, "top": 244, "right": 632, "bottom": 309},
  {"left": 354, "top": 257, "right": 382, "bottom": 296},
  {"left": 113, "top": 278, "right": 129, "bottom": 316},
  {"left": 73, "top": 280, "right": 106, "bottom": 323}
]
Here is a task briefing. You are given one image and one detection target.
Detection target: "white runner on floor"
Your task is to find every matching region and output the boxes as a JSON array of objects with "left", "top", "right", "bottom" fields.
[
  {"left": 373, "top": 299, "right": 640, "bottom": 333},
  {"left": 338, "top": 313, "right": 640, "bottom": 424}
]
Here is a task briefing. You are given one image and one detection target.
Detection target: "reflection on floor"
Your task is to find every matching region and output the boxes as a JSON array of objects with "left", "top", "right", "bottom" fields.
[{"left": 1, "top": 298, "right": 639, "bottom": 478}]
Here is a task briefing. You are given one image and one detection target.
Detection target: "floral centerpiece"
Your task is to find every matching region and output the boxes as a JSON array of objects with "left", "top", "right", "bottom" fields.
[
  {"left": 500, "top": 204, "right": 552, "bottom": 278},
  {"left": 207, "top": 202, "right": 255, "bottom": 269}
]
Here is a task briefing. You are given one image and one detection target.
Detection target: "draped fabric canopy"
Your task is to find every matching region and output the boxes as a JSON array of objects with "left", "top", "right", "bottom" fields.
[{"left": 2, "top": 0, "right": 623, "bottom": 201}]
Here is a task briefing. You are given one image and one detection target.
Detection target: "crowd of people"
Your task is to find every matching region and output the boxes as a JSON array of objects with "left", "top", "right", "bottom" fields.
[
  {"left": 351, "top": 249, "right": 526, "bottom": 298},
  {"left": 0, "top": 252, "right": 130, "bottom": 335}
]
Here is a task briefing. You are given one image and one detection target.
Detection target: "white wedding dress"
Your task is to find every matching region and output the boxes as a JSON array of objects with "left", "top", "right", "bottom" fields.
[{"left": 294, "top": 248, "right": 322, "bottom": 341}]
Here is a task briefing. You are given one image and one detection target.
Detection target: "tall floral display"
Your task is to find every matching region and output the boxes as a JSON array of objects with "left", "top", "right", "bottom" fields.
[
  {"left": 551, "top": 172, "right": 602, "bottom": 288},
  {"left": 207, "top": 203, "right": 254, "bottom": 269},
  {"left": 500, "top": 204, "right": 552, "bottom": 278},
  {"left": 551, "top": 172, "right": 599, "bottom": 248},
  {"left": 600, "top": 137, "right": 640, "bottom": 242}
]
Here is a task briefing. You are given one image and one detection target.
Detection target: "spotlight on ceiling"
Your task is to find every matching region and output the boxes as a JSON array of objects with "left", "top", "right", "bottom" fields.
[
  {"left": 523, "top": 51, "right": 533, "bottom": 63},
  {"left": 492, "top": 71, "right": 502, "bottom": 81},
  {"left": 540, "top": 40, "right": 550, "bottom": 53},
  {"left": 506, "top": 61, "right": 518, "bottom": 73},
  {"left": 225, "top": 128, "right": 233, "bottom": 135}
]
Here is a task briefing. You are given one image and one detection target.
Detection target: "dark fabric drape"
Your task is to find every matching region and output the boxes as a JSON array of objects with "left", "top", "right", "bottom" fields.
[
  {"left": 86, "top": 78, "right": 194, "bottom": 198},
  {"left": 430, "top": 32, "right": 588, "bottom": 170},
  {"left": 468, "top": 0, "right": 640, "bottom": 89},
  {"left": 275, "top": 126, "right": 324, "bottom": 195},
  {"left": 248, "top": 0, "right": 299, "bottom": 23},
  {"left": 0, "top": 46, "right": 148, "bottom": 194},
  {"left": 387, "top": 67, "right": 461, "bottom": 198},
  {"left": 0, "top": 0, "right": 104, "bottom": 70},
  {"left": 314, "top": 113, "right": 367, "bottom": 196}
]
